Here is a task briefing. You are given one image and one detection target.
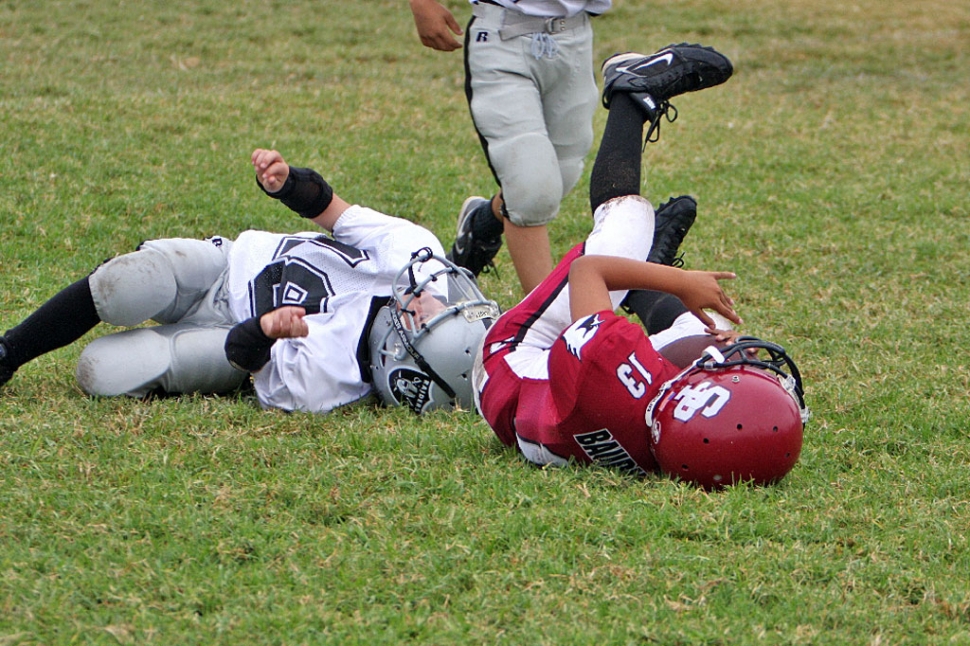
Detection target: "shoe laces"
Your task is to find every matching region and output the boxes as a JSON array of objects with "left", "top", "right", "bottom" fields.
[
  {"left": 644, "top": 101, "right": 679, "bottom": 146},
  {"left": 479, "top": 261, "right": 500, "bottom": 277},
  {"left": 475, "top": 236, "right": 502, "bottom": 277}
]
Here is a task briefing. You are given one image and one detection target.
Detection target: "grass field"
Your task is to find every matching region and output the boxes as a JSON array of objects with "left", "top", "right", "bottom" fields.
[{"left": 1, "top": 0, "right": 969, "bottom": 643}]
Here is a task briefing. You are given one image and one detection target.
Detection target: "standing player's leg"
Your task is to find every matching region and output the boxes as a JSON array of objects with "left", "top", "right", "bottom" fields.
[
  {"left": 455, "top": 6, "right": 597, "bottom": 294},
  {"left": 465, "top": 65, "right": 561, "bottom": 293}
]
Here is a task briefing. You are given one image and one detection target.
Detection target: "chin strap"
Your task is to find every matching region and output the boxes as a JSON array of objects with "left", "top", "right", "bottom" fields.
[{"left": 387, "top": 305, "right": 457, "bottom": 400}]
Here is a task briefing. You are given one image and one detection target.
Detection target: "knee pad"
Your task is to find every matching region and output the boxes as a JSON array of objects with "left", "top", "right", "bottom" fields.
[
  {"left": 558, "top": 156, "right": 585, "bottom": 200},
  {"left": 490, "top": 134, "right": 564, "bottom": 227},
  {"left": 90, "top": 238, "right": 229, "bottom": 326},
  {"left": 587, "top": 195, "right": 654, "bottom": 260},
  {"left": 76, "top": 324, "right": 248, "bottom": 398},
  {"left": 89, "top": 248, "right": 179, "bottom": 327}
]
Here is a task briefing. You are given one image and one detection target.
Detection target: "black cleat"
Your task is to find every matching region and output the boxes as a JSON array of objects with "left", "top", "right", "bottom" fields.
[
  {"left": 602, "top": 44, "right": 733, "bottom": 143},
  {"left": 446, "top": 196, "right": 502, "bottom": 277},
  {"left": 648, "top": 195, "right": 697, "bottom": 267}
]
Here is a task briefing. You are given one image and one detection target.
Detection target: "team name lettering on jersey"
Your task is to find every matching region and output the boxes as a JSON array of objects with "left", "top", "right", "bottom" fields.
[
  {"left": 671, "top": 381, "right": 731, "bottom": 421},
  {"left": 575, "top": 429, "right": 648, "bottom": 476},
  {"left": 616, "top": 351, "right": 653, "bottom": 399}
]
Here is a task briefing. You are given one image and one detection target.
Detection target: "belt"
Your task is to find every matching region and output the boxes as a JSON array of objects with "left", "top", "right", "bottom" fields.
[{"left": 472, "top": 3, "right": 588, "bottom": 41}]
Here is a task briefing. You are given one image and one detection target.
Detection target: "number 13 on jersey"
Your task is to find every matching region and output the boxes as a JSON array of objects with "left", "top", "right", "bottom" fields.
[{"left": 617, "top": 351, "right": 653, "bottom": 399}]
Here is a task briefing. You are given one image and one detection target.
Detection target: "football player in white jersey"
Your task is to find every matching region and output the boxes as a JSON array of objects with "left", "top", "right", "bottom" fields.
[
  {"left": 409, "top": 0, "right": 611, "bottom": 294},
  {"left": 0, "top": 149, "right": 498, "bottom": 415}
]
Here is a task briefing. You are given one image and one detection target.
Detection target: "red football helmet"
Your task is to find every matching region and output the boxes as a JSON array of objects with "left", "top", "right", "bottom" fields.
[{"left": 646, "top": 337, "right": 809, "bottom": 489}]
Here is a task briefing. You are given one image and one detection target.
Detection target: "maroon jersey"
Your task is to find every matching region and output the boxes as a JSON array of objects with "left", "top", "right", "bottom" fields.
[{"left": 476, "top": 244, "right": 683, "bottom": 476}]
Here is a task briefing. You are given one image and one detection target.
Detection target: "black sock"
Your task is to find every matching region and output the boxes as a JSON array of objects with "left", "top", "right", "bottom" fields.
[
  {"left": 621, "top": 289, "right": 689, "bottom": 335},
  {"left": 471, "top": 197, "right": 503, "bottom": 241},
  {"left": 2, "top": 277, "right": 101, "bottom": 369},
  {"left": 590, "top": 93, "right": 647, "bottom": 213}
]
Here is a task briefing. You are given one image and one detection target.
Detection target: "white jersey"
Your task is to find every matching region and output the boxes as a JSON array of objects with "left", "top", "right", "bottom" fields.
[
  {"left": 469, "top": 0, "right": 611, "bottom": 18},
  {"left": 225, "top": 205, "right": 444, "bottom": 414}
]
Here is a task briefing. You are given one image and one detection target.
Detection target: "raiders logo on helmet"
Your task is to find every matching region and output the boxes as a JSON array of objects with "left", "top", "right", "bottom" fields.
[{"left": 387, "top": 367, "right": 436, "bottom": 414}]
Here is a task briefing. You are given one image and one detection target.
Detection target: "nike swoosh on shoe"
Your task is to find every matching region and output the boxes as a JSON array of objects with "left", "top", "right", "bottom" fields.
[{"left": 627, "top": 52, "right": 674, "bottom": 73}]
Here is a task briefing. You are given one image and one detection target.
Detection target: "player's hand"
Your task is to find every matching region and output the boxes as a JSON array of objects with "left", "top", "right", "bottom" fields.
[
  {"left": 409, "top": 0, "right": 463, "bottom": 52},
  {"left": 251, "top": 149, "right": 290, "bottom": 193},
  {"left": 679, "top": 270, "right": 742, "bottom": 329},
  {"left": 260, "top": 306, "right": 309, "bottom": 339}
]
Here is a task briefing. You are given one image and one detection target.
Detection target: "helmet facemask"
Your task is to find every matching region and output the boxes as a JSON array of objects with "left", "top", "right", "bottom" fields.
[
  {"left": 693, "top": 337, "right": 810, "bottom": 424},
  {"left": 368, "top": 248, "right": 500, "bottom": 414}
]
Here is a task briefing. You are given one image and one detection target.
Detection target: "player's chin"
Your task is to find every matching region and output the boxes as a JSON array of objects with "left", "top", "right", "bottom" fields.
[{"left": 659, "top": 334, "right": 731, "bottom": 369}]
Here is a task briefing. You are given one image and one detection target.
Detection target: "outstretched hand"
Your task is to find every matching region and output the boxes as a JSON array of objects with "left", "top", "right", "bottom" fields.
[
  {"left": 260, "top": 306, "right": 309, "bottom": 340},
  {"left": 251, "top": 149, "right": 290, "bottom": 193},
  {"left": 678, "top": 270, "right": 743, "bottom": 329}
]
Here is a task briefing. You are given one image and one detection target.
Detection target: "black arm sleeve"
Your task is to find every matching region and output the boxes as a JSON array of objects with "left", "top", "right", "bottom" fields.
[
  {"left": 258, "top": 166, "right": 334, "bottom": 219},
  {"left": 225, "top": 316, "right": 277, "bottom": 372}
]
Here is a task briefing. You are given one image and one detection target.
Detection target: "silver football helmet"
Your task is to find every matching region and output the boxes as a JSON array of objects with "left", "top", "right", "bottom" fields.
[{"left": 368, "top": 248, "right": 500, "bottom": 414}]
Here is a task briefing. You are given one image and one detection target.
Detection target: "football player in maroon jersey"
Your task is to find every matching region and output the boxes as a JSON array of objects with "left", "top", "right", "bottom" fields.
[{"left": 471, "top": 46, "right": 808, "bottom": 488}]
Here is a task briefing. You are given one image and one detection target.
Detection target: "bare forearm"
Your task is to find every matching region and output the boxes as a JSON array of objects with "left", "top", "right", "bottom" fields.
[
  {"left": 568, "top": 255, "right": 741, "bottom": 328},
  {"left": 569, "top": 256, "right": 684, "bottom": 321}
]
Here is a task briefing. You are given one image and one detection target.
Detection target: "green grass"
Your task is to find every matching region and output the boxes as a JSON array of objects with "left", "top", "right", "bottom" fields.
[{"left": 2, "top": 0, "right": 970, "bottom": 643}]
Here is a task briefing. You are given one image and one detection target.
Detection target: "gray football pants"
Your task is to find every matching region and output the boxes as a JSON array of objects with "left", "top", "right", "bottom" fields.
[
  {"left": 466, "top": 4, "right": 598, "bottom": 227},
  {"left": 76, "top": 237, "right": 249, "bottom": 398}
]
